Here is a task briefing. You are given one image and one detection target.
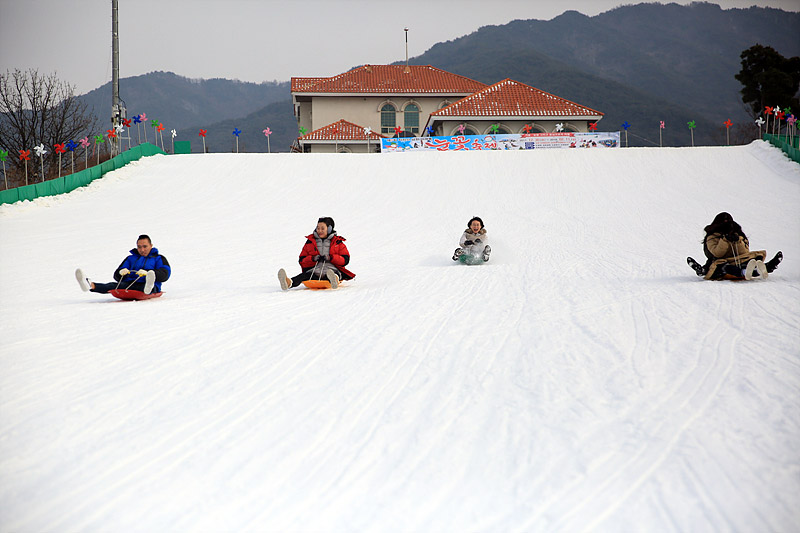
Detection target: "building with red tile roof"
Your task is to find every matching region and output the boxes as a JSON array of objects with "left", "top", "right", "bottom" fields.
[
  {"left": 291, "top": 66, "right": 603, "bottom": 153},
  {"left": 426, "top": 78, "right": 603, "bottom": 137}
]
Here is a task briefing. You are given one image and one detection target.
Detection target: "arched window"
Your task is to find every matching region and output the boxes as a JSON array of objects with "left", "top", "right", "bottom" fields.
[
  {"left": 381, "top": 104, "right": 396, "bottom": 134},
  {"left": 404, "top": 104, "right": 419, "bottom": 135},
  {"left": 486, "top": 125, "right": 511, "bottom": 135},
  {"left": 452, "top": 125, "right": 477, "bottom": 136}
]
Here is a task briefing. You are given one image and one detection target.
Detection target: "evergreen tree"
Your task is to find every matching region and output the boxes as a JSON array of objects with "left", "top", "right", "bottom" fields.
[{"left": 735, "top": 44, "right": 800, "bottom": 119}]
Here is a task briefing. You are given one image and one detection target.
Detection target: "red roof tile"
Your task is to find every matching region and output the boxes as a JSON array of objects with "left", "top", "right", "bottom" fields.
[
  {"left": 431, "top": 79, "right": 603, "bottom": 118},
  {"left": 291, "top": 65, "right": 487, "bottom": 94},
  {"left": 299, "top": 119, "right": 386, "bottom": 141}
]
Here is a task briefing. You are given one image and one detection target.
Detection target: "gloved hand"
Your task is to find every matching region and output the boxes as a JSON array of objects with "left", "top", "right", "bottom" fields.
[
  {"left": 313, "top": 255, "right": 321, "bottom": 262},
  {"left": 725, "top": 232, "right": 739, "bottom": 242},
  {"left": 475, "top": 238, "right": 482, "bottom": 244},
  {"left": 464, "top": 240, "right": 474, "bottom": 246},
  {"left": 119, "top": 268, "right": 130, "bottom": 276},
  {"left": 136, "top": 269, "right": 148, "bottom": 277},
  {"left": 321, "top": 254, "right": 330, "bottom": 261}
]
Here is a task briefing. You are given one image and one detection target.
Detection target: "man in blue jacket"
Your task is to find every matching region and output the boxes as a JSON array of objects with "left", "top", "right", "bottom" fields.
[{"left": 76, "top": 234, "right": 171, "bottom": 294}]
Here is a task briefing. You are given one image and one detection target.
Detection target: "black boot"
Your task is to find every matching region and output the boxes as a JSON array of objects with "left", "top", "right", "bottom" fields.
[
  {"left": 687, "top": 257, "right": 705, "bottom": 277},
  {"left": 766, "top": 251, "right": 783, "bottom": 273}
]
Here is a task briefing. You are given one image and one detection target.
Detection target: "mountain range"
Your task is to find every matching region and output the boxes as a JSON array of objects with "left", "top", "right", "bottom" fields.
[{"left": 77, "top": 2, "right": 800, "bottom": 151}]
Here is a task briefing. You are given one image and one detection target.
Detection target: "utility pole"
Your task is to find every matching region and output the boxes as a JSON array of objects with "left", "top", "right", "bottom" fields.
[
  {"left": 404, "top": 28, "right": 409, "bottom": 68},
  {"left": 111, "top": 0, "right": 125, "bottom": 151}
]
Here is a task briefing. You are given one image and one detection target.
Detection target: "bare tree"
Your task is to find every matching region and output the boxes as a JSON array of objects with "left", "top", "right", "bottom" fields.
[{"left": 0, "top": 69, "right": 99, "bottom": 179}]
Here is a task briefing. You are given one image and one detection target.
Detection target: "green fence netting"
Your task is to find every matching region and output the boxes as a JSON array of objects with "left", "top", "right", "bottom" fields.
[
  {"left": 763, "top": 134, "right": 800, "bottom": 164},
  {"left": 0, "top": 143, "right": 165, "bottom": 206}
]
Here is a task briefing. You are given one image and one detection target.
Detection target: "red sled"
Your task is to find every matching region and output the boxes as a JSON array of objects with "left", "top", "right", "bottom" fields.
[{"left": 110, "top": 289, "right": 164, "bottom": 301}]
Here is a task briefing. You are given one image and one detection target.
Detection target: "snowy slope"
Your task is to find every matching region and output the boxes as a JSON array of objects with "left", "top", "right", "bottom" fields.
[{"left": 1, "top": 142, "right": 799, "bottom": 532}]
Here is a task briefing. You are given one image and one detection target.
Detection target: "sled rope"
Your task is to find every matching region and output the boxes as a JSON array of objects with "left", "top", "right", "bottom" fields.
[{"left": 124, "top": 271, "right": 146, "bottom": 290}]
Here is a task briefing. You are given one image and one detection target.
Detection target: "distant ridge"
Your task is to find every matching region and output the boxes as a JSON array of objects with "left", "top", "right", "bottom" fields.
[{"left": 76, "top": 3, "right": 800, "bottom": 150}]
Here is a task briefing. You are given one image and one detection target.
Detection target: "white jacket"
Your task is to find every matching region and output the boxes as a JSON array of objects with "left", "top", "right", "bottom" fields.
[{"left": 459, "top": 228, "right": 488, "bottom": 256}]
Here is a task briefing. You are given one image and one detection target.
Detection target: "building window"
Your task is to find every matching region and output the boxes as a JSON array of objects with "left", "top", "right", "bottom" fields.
[
  {"left": 486, "top": 125, "right": 510, "bottom": 135},
  {"left": 381, "top": 104, "right": 396, "bottom": 134},
  {"left": 404, "top": 104, "right": 419, "bottom": 134},
  {"left": 452, "top": 125, "right": 477, "bottom": 136}
]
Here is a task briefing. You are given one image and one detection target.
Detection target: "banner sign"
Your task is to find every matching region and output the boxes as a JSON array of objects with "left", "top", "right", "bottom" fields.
[{"left": 380, "top": 132, "right": 620, "bottom": 152}]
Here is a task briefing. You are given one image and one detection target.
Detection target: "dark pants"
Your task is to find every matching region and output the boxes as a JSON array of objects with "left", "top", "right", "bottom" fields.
[
  {"left": 91, "top": 281, "right": 147, "bottom": 294},
  {"left": 291, "top": 270, "right": 322, "bottom": 287}
]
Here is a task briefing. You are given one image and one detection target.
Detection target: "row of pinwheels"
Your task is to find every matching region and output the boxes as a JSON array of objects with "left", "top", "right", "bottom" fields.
[
  {"left": 195, "top": 127, "right": 275, "bottom": 153},
  {"left": 1, "top": 135, "right": 114, "bottom": 188}
]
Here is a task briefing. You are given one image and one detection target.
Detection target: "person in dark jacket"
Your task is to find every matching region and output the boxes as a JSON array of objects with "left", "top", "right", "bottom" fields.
[
  {"left": 278, "top": 217, "right": 355, "bottom": 290},
  {"left": 76, "top": 234, "right": 171, "bottom": 294},
  {"left": 687, "top": 212, "right": 782, "bottom": 280}
]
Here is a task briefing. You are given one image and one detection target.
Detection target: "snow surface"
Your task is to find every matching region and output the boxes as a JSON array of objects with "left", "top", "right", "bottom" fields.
[{"left": 1, "top": 141, "right": 799, "bottom": 532}]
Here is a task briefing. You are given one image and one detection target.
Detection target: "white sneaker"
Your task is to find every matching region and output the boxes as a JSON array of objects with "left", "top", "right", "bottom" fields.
[
  {"left": 744, "top": 259, "right": 757, "bottom": 280},
  {"left": 326, "top": 269, "right": 339, "bottom": 289},
  {"left": 75, "top": 268, "right": 90, "bottom": 292},
  {"left": 278, "top": 268, "right": 291, "bottom": 291},
  {"left": 755, "top": 260, "right": 768, "bottom": 280},
  {"left": 143, "top": 271, "right": 156, "bottom": 294}
]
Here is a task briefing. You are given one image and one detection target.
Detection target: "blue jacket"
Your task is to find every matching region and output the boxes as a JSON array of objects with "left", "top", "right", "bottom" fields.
[{"left": 114, "top": 247, "right": 171, "bottom": 292}]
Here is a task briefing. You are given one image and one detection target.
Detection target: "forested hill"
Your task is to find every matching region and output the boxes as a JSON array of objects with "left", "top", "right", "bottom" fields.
[
  {"left": 77, "top": 3, "right": 800, "bottom": 150},
  {"left": 411, "top": 2, "right": 800, "bottom": 147}
]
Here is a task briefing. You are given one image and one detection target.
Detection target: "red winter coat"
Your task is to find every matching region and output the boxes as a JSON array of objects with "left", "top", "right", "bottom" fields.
[{"left": 298, "top": 233, "right": 356, "bottom": 280}]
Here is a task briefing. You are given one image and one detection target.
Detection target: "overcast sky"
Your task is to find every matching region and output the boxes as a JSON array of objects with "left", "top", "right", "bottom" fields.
[{"left": 1, "top": 0, "right": 798, "bottom": 95}]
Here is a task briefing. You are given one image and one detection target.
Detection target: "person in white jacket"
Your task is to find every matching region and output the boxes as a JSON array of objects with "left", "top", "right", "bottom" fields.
[{"left": 452, "top": 216, "right": 491, "bottom": 263}]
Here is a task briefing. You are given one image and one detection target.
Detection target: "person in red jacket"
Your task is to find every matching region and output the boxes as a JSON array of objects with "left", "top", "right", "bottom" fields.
[{"left": 278, "top": 217, "right": 355, "bottom": 290}]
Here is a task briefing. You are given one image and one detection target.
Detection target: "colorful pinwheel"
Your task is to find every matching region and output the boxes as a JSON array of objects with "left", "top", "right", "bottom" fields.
[
  {"left": 262, "top": 127, "right": 272, "bottom": 152},
  {"left": 232, "top": 128, "right": 241, "bottom": 153},
  {"left": 65, "top": 139, "right": 78, "bottom": 173},
  {"left": 688, "top": 120, "right": 696, "bottom": 147},
  {"left": 424, "top": 126, "right": 434, "bottom": 136},
  {"left": 555, "top": 123, "right": 564, "bottom": 132},
  {"left": 34, "top": 144, "right": 47, "bottom": 181},
  {"left": 522, "top": 124, "right": 532, "bottom": 134},
  {"left": 80, "top": 137, "right": 91, "bottom": 168},
  {"left": 457, "top": 124, "right": 465, "bottom": 135},
  {"left": 199, "top": 129, "right": 207, "bottom": 153},
  {"left": 588, "top": 122, "right": 598, "bottom": 131},
  {"left": 133, "top": 115, "right": 143, "bottom": 143},
  {"left": 171, "top": 129, "right": 177, "bottom": 153},
  {"left": 659, "top": 121, "right": 665, "bottom": 147},
  {"left": 94, "top": 135, "right": 105, "bottom": 165},
  {"left": 299, "top": 126, "right": 307, "bottom": 135},
  {"left": 489, "top": 124, "right": 500, "bottom": 135},
  {"left": 723, "top": 119, "right": 733, "bottom": 145},
  {"left": 54, "top": 143, "right": 66, "bottom": 154},
  {"left": 0, "top": 150, "right": 7, "bottom": 189},
  {"left": 19, "top": 149, "right": 31, "bottom": 185},
  {"left": 393, "top": 126, "right": 403, "bottom": 137}
]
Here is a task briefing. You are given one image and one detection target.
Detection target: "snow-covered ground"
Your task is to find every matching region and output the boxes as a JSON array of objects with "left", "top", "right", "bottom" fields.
[{"left": 1, "top": 141, "right": 799, "bottom": 532}]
